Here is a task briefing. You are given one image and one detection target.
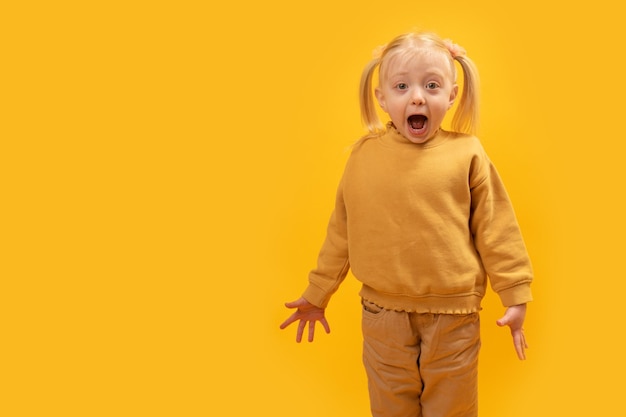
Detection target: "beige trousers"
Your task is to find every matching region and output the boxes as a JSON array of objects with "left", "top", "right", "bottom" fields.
[{"left": 361, "top": 300, "right": 481, "bottom": 417}]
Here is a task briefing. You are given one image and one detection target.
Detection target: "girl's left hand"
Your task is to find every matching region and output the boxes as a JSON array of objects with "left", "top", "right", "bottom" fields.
[{"left": 496, "top": 304, "right": 528, "bottom": 360}]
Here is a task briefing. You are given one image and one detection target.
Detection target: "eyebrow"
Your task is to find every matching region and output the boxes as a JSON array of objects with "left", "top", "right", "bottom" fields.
[{"left": 387, "top": 70, "right": 447, "bottom": 80}]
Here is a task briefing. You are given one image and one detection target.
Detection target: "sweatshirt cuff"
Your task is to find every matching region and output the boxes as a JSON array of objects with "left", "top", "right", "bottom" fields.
[
  {"left": 302, "top": 284, "right": 332, "bottom": 309},
  {"left": 498, "top": 282, "right": 533, "bottom": 307}
]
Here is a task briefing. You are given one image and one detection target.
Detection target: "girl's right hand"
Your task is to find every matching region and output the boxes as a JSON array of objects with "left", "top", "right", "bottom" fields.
[{"left": 279, "top": 297, "right": 331, "bottom": 343}]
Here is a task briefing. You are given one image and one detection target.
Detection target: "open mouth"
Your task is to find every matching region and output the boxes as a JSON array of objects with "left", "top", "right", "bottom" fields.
[{"left": 408, "top": 115, "right": 427, "bottom": 134}]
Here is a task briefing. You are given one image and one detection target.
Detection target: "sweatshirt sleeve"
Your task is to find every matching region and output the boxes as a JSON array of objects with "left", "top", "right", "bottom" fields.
[
  {"left": 301, "top": 175, "right": 351, "bottom": 308},
  {"left": 469, "top": 149, "right": 533, "bottom": 307}
]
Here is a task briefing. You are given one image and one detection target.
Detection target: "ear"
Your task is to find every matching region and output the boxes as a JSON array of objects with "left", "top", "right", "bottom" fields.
[
  {"left": 448, "top": 84, "right": 459, "bottom": 109},
  {"left": 375, "top": 87, "right": 387, "bottom": 112}
]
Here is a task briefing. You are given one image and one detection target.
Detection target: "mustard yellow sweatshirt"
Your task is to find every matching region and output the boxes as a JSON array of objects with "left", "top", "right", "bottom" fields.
[{"left": 302, "top": 126, "right": 533, "bottom": 314}]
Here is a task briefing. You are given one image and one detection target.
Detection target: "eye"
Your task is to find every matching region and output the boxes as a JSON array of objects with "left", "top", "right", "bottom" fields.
[
  {"left": 426, "top": 82, "right": 439, "bottom": 89},
  {"left": 396, "top": 83, "right": 409, "bottom": 90}
]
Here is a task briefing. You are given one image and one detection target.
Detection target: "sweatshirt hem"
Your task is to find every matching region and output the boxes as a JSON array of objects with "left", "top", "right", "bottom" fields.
[{"left": 359, "top": 285, "right": 483, "bottom": 314}]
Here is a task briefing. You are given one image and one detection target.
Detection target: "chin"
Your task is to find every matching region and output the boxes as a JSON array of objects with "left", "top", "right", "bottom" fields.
[
  {"left": 402, "top": 128, "right": 432, "bottom": 144},
  {"left": 406, "top": 136, "right": 430, "bottom": 144}
]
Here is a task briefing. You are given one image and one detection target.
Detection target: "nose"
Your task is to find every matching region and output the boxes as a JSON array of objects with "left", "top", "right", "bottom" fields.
[{"left": 411, "top": 88, "right": 425, "bottom": 105}]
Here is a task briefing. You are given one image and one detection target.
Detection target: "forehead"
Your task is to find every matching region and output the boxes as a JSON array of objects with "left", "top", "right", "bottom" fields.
[{"left": 381, "top": 48, "right": 455, "bottom": 80}]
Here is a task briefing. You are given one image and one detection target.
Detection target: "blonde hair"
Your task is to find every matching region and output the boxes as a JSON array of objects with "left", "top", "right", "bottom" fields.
[{"left": 359, "top": 31, "right": 480, "bottom": 137}]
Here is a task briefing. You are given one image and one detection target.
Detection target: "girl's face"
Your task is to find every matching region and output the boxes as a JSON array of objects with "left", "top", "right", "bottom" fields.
[{"left": 375, "top": 49, "right": 458, "bottom": 144}]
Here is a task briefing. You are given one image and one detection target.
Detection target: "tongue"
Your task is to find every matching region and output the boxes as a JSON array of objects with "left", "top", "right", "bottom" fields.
[{"left": 409, "top": 115, "right": 426, "bottom": 129}]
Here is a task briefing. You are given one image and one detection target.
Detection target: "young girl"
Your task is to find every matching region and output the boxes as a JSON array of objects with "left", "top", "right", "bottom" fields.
[{"left": 280, "top": 31, "right": 533, "bottom": 417}]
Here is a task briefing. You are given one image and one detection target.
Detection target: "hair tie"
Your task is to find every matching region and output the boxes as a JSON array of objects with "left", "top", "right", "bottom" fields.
[
  {"left": 443, "top": 39, "right": 466, "bottom": 58},
  {"left": 372, "top": 44, "right": 386, "bottom": 60}
]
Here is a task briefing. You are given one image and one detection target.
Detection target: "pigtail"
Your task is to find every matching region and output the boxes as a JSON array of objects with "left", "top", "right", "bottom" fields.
[
  {"left": 451, "top": 54, "right": 480, "bottom": 136},
  {"left": 359, "top": 57, "right": 384, "bottom": 135}
]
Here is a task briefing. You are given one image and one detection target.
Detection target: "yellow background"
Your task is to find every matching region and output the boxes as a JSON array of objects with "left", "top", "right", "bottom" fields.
[{"left": 2, "top": 0, "right": 625, "bottom": 415}]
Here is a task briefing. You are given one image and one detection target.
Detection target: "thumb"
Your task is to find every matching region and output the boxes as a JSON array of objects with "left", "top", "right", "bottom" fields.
[
  {"left": 284, "top": 298, "right": 306, "bottom": 309},
  {"left": 496, "top": 315, "right": 509, "bottom": 327}
]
